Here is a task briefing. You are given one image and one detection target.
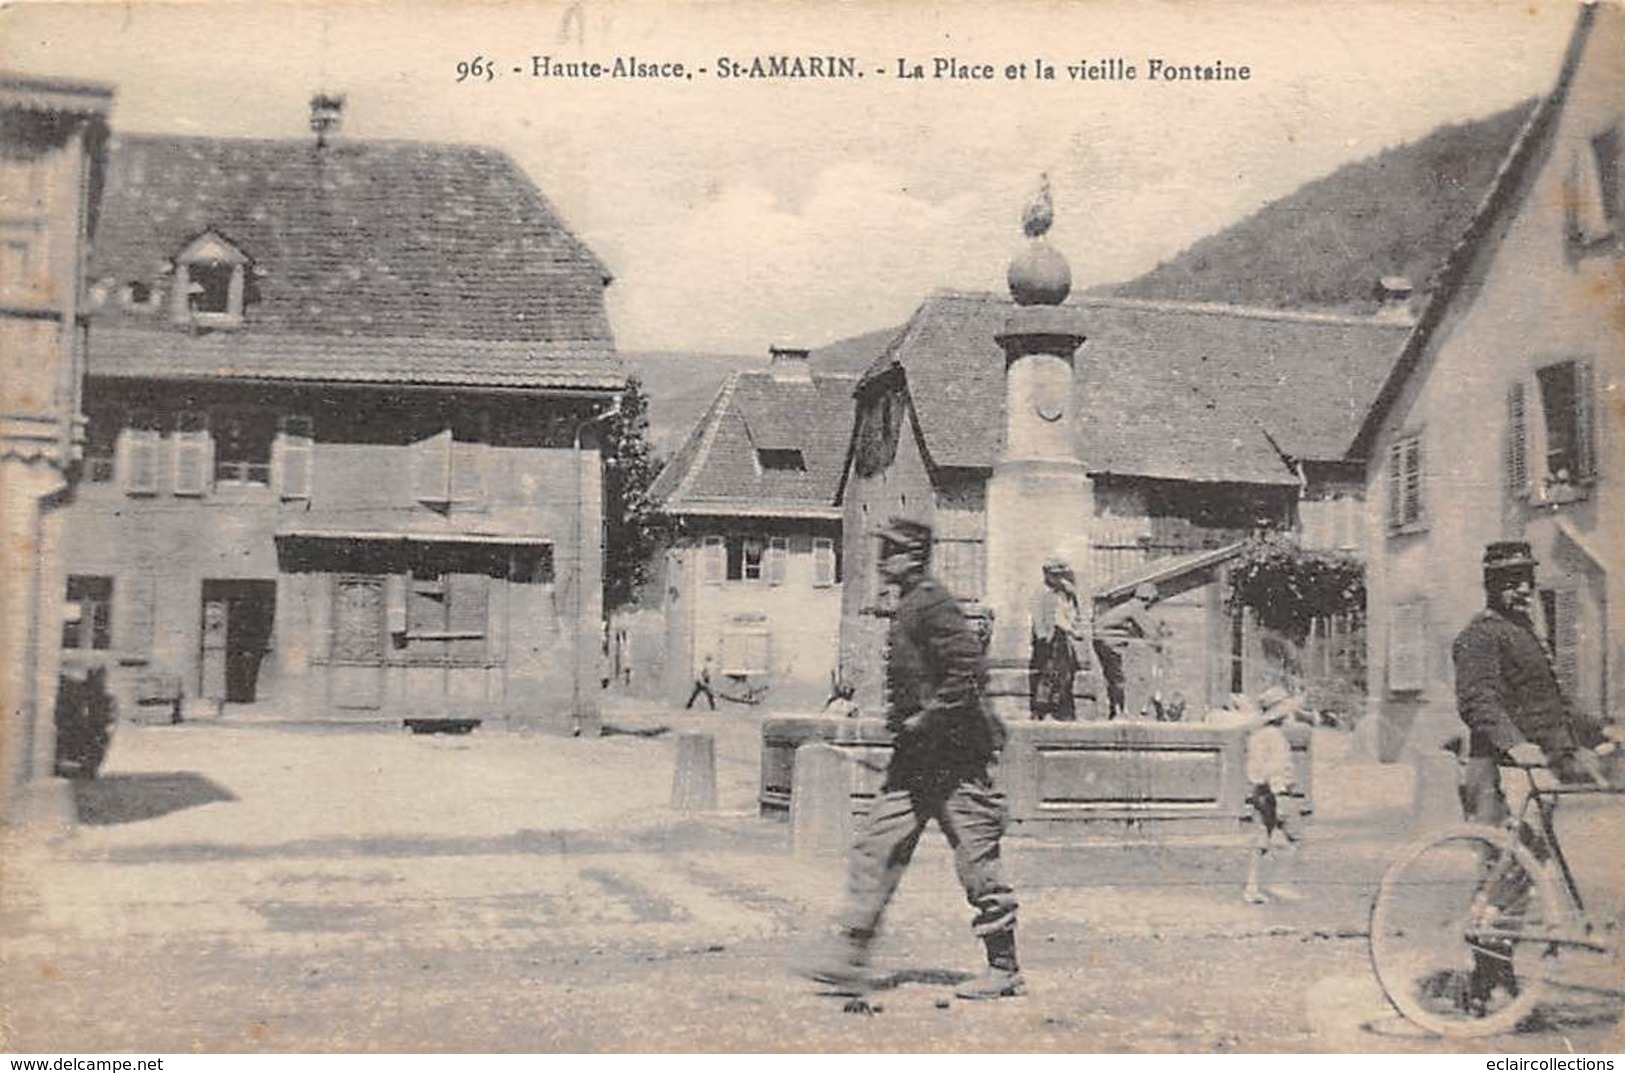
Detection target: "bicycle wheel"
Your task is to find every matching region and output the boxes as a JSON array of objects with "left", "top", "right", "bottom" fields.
[{"left": 1370, "top": 824, "right": 1560, "bottom": 1037}]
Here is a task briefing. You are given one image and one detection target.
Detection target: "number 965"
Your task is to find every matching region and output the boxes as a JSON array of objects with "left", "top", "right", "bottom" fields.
[{"left": 456, "top": 56, "right": 494, "bottom": 83}]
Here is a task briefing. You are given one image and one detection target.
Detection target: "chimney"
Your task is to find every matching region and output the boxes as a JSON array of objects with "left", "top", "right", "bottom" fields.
[
  {"left": 1373, "top": 275, "right": 1415, "bottom": 323},
  {"left": 768, "top": 344, "right": 812, "bottom": 382},
  {"left": 310, "top": 93, "right": 345, "bottom": 149}
]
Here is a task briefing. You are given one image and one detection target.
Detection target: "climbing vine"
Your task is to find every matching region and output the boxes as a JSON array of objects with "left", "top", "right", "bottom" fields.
[{"left": 1225, "top": 534, "right": 1365, "bottom": 645}]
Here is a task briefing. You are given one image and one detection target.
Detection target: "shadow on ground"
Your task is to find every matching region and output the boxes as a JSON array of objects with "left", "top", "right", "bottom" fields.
[{"left": 73, "top": 772, "right": 237, "bottom": 826}]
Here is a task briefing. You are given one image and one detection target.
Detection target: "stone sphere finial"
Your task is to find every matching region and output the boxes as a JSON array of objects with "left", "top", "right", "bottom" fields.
[{"left": 1008, "top": 173, "right": 1071, "bottom": 306}]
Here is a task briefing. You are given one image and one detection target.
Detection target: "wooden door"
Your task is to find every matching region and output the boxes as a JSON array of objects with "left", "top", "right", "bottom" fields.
[{"left": 330, "top": 576, "right": 385, "bottom": 709}]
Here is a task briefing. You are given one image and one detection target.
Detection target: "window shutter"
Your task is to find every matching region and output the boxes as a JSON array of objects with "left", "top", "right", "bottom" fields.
[
  {"left": 1386, "top": 441, "right": 1403, "bottom": 530},
  {"left": 813, "top": 538, "right": 836, "bottom": 587},
  {"left": 124, "top": 429, "right": 160, "bottom": 495},
  {"left": 701, "top": 536, "right": 725, "bottom": 585},
  {"left": 173, "top": 412, "right": 210, "bottom": 496},
  {"left": 1506, "top": 381, "right": 1529, "bottom": 498},
  {"left": 766, "top": 537, "right": 789, "bottom": 586},
  {"left": 486, "top": 575, "right": 508, "bottom": 663},
  {"left": 116, "top": 575, "right": 156, "bottom": 656},
  {"left": 385, "top": 574, "right": 407, "bottom": 636},
  {"left": 1574, "top": 358, "right": 1596, "bottom": 481},
  {"left": 278, "top": 415, "right": 314, "bottom": 500},
  {"left": 1402, "top": 438, "right": 1422, "bottom": 527},
  {"left": 1572, "top": 145, "right": 1614, "bottom": 243},
  {"left": 413, "top": 428, "right": 452, "bottom": 504},
  {"left": 451, "top": 439, "right": 486, "bottom": 504},
  {"left": 1550, "top": 588, "right": 1580, "bottom": 700},
  {"left": 448, "top": 572, "right": 490, "bottom": 660},
  {"left": 308, "top": 575, "right": 332, "bottom": 661},
  {"left": 1387, "top": 598, "right": 1427, "bottom": 693}
]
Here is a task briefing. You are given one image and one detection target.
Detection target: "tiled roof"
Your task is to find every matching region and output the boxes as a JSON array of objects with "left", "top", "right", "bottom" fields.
[
  {"left": 88, "top": 325, "right": 623, "bottom": 390},
  {"left": 856, "top": 291, "right": 1410, "bottom": 483},
  {"left": 1349, "top": 4, "right": 1598, "bottom": 460},
  {"left": 652, "top": 369, "right": 857, "bottom": 515},
  {"left": 86, "top": 133, "right": 619, "bottom": 383}
]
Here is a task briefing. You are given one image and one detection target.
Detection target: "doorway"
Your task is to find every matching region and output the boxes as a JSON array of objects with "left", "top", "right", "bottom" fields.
[{"left": 200, "top": 580, "right": 277, "bottom": 703}]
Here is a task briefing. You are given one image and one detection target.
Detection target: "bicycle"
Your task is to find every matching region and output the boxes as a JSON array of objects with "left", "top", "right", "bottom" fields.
[{"left": 1368, "top": 750, "right": 1624, "bottom": 1037}]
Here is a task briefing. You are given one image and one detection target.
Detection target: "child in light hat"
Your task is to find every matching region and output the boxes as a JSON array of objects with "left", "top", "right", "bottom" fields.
[{"left": 1243, "top": 685, "right": 1305, "bottom": 904}]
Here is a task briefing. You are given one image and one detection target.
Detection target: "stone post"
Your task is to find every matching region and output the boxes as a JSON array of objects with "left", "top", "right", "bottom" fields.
[{"left": 983, "top": 177, "right": 1091, "bottom": 720}]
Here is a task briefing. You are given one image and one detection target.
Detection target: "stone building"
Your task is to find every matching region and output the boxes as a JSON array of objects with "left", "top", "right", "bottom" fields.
[
  {"left": 1353, "top": 1, "right": 1622, "bottom": 764},
  {"left": 57, "top": 123, "right": 623, "bottom": 731},
  {"left": 836, "top": 289, "right": 1411, "bottom": 718},
  {"left": 649, "top": 347, "right": 856, "bottom": 708},
  {"left": 0, "top": 73, "right": 112, "bottom": 825}
]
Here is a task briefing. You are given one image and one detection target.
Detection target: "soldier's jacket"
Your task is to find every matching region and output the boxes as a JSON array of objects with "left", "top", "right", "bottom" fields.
[
  {"left": 885, "top": 576, "right": 1004, "bottom": 766},
  {"left": 1452, "top": 608, "right": 1605, "bottom": 759}
]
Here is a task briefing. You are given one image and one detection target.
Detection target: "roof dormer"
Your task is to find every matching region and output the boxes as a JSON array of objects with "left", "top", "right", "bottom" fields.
[{"left": 172, "top": 229, "right": 250, "bottom": 327}]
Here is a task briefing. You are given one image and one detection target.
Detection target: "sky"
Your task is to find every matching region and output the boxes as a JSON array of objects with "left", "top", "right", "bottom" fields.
[{"left": 0, "top": 0, "right": 1582, "bottom": 354}]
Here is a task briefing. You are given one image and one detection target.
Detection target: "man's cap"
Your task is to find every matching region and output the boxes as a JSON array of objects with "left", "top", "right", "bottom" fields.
[
  {"left": 1483, "top": 541, "right": 1538, "bottom": 572},
  {"left": 1134, "top": 582, "right": 1159, "bottom": 601},
  {"left": 1042, "top": 555, "right": 1073, "bottom": 576},
  {"left": 1257, "top": 685, "right": 1300, "bottom": 723},
  {"left": 874, "top": 517, "right": 932, "bottom": 553}
]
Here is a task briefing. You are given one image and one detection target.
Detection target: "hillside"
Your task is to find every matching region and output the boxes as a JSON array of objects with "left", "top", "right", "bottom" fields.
[{"left": 1106, "top": 101, "right": 1535, "bottom": 312}]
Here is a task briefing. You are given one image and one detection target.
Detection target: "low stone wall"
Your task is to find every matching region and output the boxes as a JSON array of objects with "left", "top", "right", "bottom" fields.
[{"left": 761, "top": 716, "right": 1312, "bottom": 834}]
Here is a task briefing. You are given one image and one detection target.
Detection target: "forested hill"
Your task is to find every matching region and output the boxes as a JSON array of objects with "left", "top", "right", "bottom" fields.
[{"left": 1105, "top": 100, "right": 1535, "bottom": 312}]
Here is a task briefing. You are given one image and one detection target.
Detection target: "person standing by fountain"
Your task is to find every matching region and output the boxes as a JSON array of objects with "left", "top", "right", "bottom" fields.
[{"left": 1030, "top": 557, "right": 1082, "bottom": 721}]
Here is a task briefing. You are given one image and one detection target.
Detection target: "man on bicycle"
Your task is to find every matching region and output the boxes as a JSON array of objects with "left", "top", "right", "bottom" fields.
[
  {"left": 1451, "top": 541, "right": 1615, "bottom": 1013},
  {"left": 1452, "top": 541, "right": 1611, "bottom": 826}
]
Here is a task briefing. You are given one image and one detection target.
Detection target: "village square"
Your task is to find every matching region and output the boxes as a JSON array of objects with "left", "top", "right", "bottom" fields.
[{"left": 1, "top": 0, "right": 1622, "bottom": 1056}]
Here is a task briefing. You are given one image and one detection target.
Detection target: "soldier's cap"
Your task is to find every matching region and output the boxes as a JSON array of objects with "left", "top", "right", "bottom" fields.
[
  {"left": 1042, "top": 555, "right": 1073, "bottom": 577},
  {"left": 874, "top": 517, "right": 932, "bottom": 553},
  {"left": 1134, "top": 582, "right": 1159, "bottom": 602},
  {"left": 1257, "top": 685, "right": 1300, "bottom": 723},
  {"left": 1483, "top": 541, "right": 1538, "bottom": 572}
]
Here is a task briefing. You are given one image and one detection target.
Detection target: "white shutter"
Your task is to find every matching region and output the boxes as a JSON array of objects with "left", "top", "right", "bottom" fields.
[
  {"left": 124, "top": 429, "right": 160, "bottom": 495},
  {"left": 701, "top": 536, "right": 725, "bottom": 585},
  {"left": 1506, "top": 381, "right": 1529, "bottom": 499},
  {"left": 1572, "top": 145, "right": 1614, "bottom": 243},
  {"left": 172, "top": 411, "right": 210, "bottom": 496},
  {"left": 1574, "top": 358, "right": 1596, "bottom": 482},
  {"left": 813, "top": 538, "right": 836, "bottom": 587},
  {"left": 413, "top": 428, "right": 452, "bottom": 504},
  {"left": 278, "top": 414, "right": 314, "bottom": 500},
  {"left": 766, "top": 537, "right": 789, "bottom": 586}
]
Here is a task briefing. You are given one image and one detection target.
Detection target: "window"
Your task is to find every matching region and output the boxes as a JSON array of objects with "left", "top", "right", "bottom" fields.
[
  {"left": 1386, "top": 433, "right": 1423, "bottom": 532},
  {"left": 758, "top": 448, "right": 805, "bottom": 471},
  {"left": 724, "top": 535, "right": 767, "bottom": 582},
  {"left": 933, "top": 538, "right": 985, "bottom": 600},
  {"left": 124, "top": 410, "right": 163, "bottom": 495},
  {"left": 1535, "top": 359, "right": 1595, "bottom": 500},
  {"left": 1387, "top": 598, "right": 1428, "bottom": 693},
  {"left": 83, "top": 408, "right": 118, "bottom": 483},
  {"left": 1569, "top": 126, "right": 1622, "bottom": 247},
  {"left": 813, "top": 537, "right": 839, "bottom": 587},
  {"left": 403, "top": 547, "right": 497, "bottom": 663},
  {"left": 172, "top": 410, "right": 210, "bottom": 495},
  {"left": 720, "top": 619, "right": 771, "bottom": 676},
  {"left": 173, "top": 231, "right": 248, "bottom": 326},
  {"left": 62, "top": 576, "right": 113, "bottom": 650},
  {"left": 213, "top": 411, "right": 275, "bottom": 484},
  {"left": 1506, "top": 381, "right": 1530, "bottom": 501}
]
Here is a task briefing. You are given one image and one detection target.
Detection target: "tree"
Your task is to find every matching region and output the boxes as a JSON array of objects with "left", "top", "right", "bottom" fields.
[{"left": 601, "top": 375, "right": 670, "bottom": 611}]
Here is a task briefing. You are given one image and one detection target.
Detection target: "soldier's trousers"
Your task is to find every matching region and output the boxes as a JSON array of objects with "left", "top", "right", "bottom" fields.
[{"left": 837, "top": 767, "right": 1017, "bottom": 941}]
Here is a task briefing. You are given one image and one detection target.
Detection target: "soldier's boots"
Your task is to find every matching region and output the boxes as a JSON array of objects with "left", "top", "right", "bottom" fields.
[
  {"left": 955, "top": 930, "right": 1027, "bottom": 1000},
  {"left": 797, "top": 928, "right": 875, "bottom": 994}
]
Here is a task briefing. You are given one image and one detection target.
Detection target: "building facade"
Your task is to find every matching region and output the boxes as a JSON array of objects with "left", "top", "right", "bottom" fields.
[
  {"left": 1354, "top": 3, "right": 1622, "bottom": 761},
  {"left": 0, "top": 74, "right": 112, "bottom": 824},
  {"left": 58, "top": 130, "right": 623, "bottom": 729},
  {"left": 648, "top": 348, "right": 855, "bottom": 709}
]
